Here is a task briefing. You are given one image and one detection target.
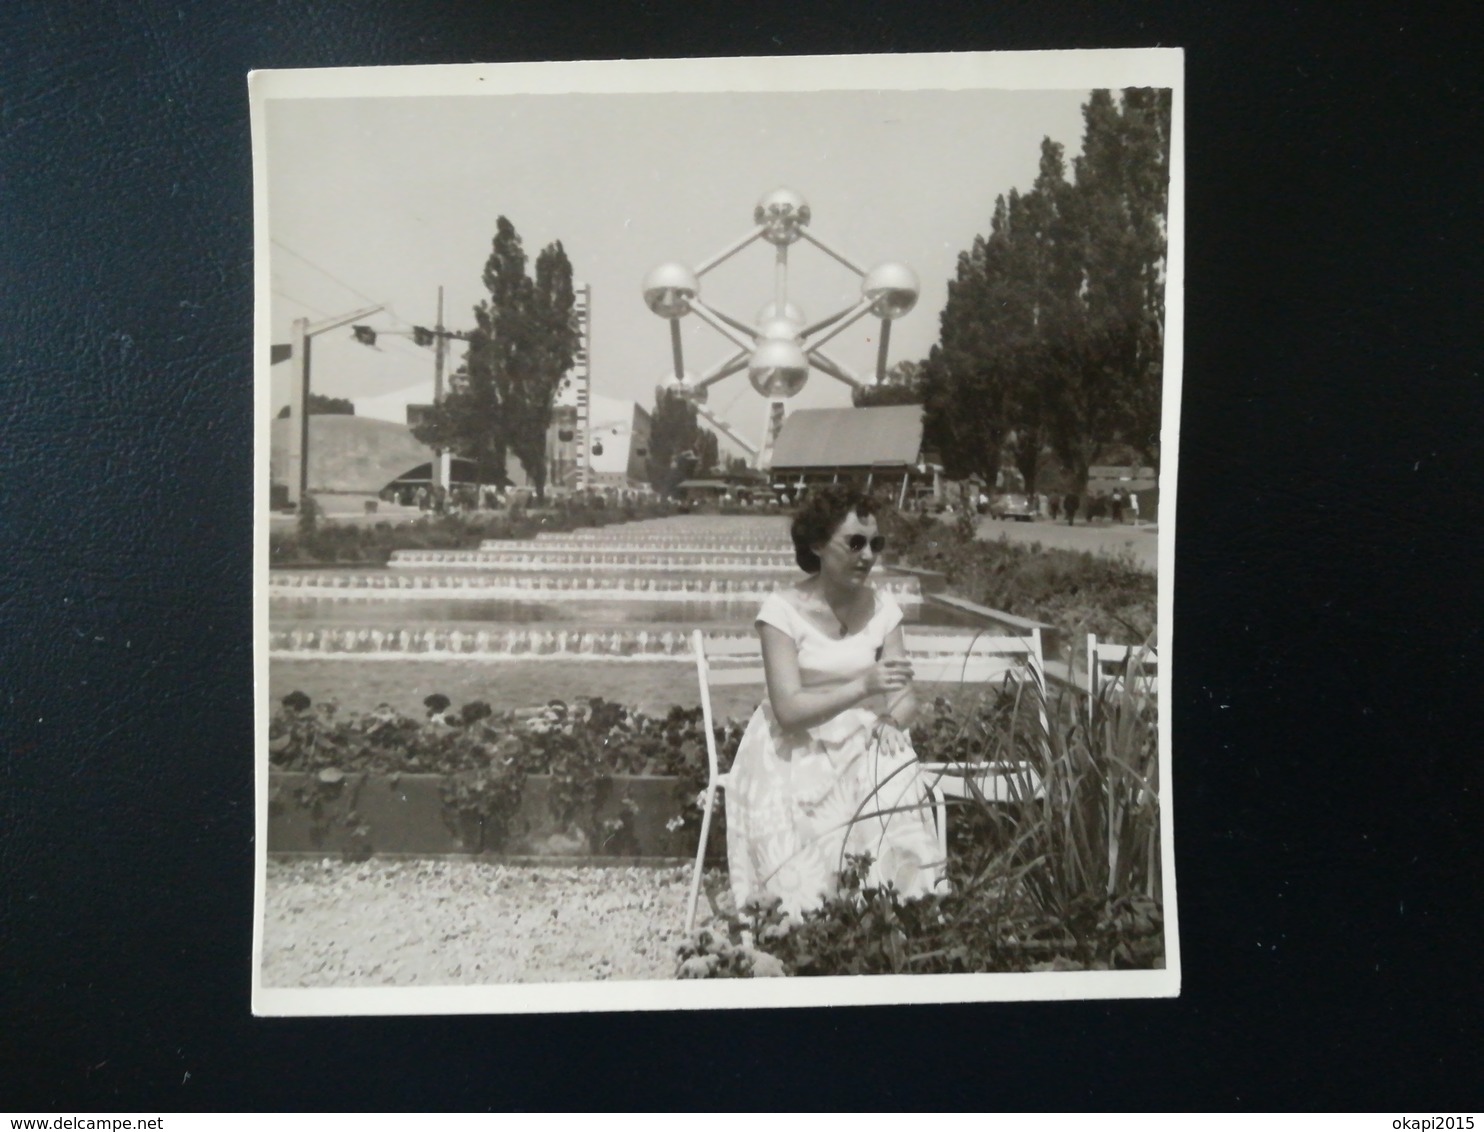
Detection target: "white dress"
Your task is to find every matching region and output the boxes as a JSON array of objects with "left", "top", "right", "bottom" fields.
[{"left": 725, "top": 585, "right": 944, "bottom": 918}]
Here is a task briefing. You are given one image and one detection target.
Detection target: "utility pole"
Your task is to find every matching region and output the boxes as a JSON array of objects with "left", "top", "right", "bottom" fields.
[
  {"left": 433, "top": 286, "right": 450, "bottom": 492},
  {"left": 409, "top": 287, "right": 472, "bottom": 493},
  {"left": 286, "top": 316, "right": 309, "bottom": 506}
]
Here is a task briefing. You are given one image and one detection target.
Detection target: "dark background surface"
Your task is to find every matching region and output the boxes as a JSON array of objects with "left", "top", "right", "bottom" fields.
[{"left": 1, "top": 0, "right": 1479, "bottom": 1111}]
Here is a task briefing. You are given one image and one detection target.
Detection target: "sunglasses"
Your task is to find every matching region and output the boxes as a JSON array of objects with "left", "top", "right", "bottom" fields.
[{"left": 840, "top": 534, "right": 887, "bottom": 554}]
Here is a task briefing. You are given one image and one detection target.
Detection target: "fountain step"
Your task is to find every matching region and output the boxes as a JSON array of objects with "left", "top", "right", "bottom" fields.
[
  {"left": 268, "top": 623, "right": 989, "bottom": 660},
  {"left": 269, "top": 625, "right": 746, "bottom": 660},
  {"left": 549, "top": 531, "right": 788, "bottom": 539},
  {"left": 532, "top": 533, "right": 791, "bottom": 544},
  {"left": 478, "top": 540, "right": 792, "bottom": 556},
  {"left": 269, "top": 572, "right": 921, "bottom": 601},
  {"left": 388, "top": 549, "right": 798, "bottom": 570},
  {"left": 509, "top": 539, "right": 790, "bottom": 553}
]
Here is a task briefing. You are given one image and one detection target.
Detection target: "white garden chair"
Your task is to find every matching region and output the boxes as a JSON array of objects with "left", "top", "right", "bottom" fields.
[
  {"left": 909, "top": 630, "right": 1050, "bottom": 864},
  {"left": 687, "top": 629, "right": 761, "bottom": 934},
  {"left": 1085, "top": 635, "right": 1158, "bottom": 720},
  {"left": 685, "top": 626, "right": 1050, "bottom": 933}
]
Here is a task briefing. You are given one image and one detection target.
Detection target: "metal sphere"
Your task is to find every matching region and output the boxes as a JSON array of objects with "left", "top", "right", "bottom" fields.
[
  {"left": 862, "top": 261, "right": 920, "bottom": 319},
  {"left": 748, "top": 337, "right": 810, "bottom": 399},
  {"left": 756, "top": 300, "right": 805, "bottom": 326},
  {"left": 642, "top": 262, "right": 699, "bottom": 319},
  {"left": 754, "top": 187, "right": 811, "bottom": 246},
  {"left": 757, "top": 317, "right": 802, "bottom": 342}
]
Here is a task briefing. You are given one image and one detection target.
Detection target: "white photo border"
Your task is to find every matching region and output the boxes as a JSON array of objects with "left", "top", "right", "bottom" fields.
[{"left": 250, "top": 47, "right": 1185, "bottom": 1016}]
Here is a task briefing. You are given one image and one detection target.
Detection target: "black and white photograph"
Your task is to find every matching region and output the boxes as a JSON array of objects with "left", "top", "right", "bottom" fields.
[
  {"left": 251, "top": 49, "right": 1183, "bottom": 1014},
  {"left": 12, "top": 0, "right": 1483, "bottom": 1108}
]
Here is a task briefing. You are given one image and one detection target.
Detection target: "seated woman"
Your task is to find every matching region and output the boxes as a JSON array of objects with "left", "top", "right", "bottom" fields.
[{"left": 725, "top": 485, "right": 944, "bottom": 919}]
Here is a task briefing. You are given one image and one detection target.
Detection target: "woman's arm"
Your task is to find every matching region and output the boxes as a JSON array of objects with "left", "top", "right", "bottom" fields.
[
  {"left": 876, "top": 625, "right": 918, "bottom": 727},
  {"left": 759, "top": 624, "right": 912, "bottom": 731}
]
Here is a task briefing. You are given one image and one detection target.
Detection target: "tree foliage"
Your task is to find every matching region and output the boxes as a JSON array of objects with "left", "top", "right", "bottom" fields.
[
  {"left": 1072, "top": 87, "right": 1171, "bottom": 472},
  {"left": 697, "top": 428, "right": 719, "bottom": 475},
  {"left": 920, "top": 88, "right": 1172, "bottom": 494},
  {"left": 852, "top": 359, "right": 926, "bottom": 407},
  {"left": 411, "top": 216, "right": 579, "bottom": 499},
  {"left": 647, "top": 392, "right": 720, "bottom": 496}
]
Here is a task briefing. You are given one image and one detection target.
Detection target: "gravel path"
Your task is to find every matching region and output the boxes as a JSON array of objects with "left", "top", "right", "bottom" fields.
[{"left": 261, "top": 859, "right": 724, "bottom": 987}]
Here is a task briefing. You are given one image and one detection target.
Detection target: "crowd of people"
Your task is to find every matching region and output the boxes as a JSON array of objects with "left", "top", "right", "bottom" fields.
[
  {"left": 1045, "top": 487, "right": 1144, "bottom": 526},
  {"left": 895, "top": 486, "right": 1148, "bottom": 525},
  {"left": 377, "top": 483, "right": 657, "bottom": 515},
  {"left": 370, "top": 478, "right": 1151, "bottom": 526},
  {"left": 378, "top": 483, "right": 497, "bottom": 514}
]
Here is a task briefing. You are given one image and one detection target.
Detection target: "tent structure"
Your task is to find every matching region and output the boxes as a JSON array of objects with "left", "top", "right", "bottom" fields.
[{"left": 269, "top": 415, "right": 447, "bottom": 495}]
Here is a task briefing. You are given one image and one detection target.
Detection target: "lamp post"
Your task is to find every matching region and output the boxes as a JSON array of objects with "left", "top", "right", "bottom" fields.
[{"left": 283, "top": 303, "right": 384, "bottom": 507}]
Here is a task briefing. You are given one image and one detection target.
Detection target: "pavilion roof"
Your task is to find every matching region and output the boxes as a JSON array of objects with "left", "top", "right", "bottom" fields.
[{"left": 769, "top": 405, "right": 924, "bottom": 470}]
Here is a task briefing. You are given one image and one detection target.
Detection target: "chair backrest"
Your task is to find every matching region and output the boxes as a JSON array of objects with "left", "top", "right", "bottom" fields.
[
  {"left": 691, "top": 631, "right": 769, "bottom": 687},
  {"left": 1086, "top": 635, "right": 1158, "bottom": 702},
  {"left": 693, "top": 628, "right": 1046, "bottom": 688},
  {"left": 903, "top": 629, "right": 1045, "bottom": 690},
  {"left": 906, "top": 630, "right": 1051, "bottom": 765}
]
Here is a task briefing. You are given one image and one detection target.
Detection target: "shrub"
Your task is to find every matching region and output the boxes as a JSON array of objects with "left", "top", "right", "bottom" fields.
[
  {"left": 879, "top": 509, "right": 1155, "bottom": 643},
  {"left": 269, "top": 501, "right": 678, "bottom": 566}
]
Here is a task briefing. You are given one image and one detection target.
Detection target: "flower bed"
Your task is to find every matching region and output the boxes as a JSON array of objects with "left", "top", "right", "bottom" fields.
[
  {"left": 264, "top": 687, "right": 1043, "bottom": 862},
  {"left": 680, "top": 854, "right": 1165, "bottom": 977},
  {"left": 267, "top": 694, "right": 744, "bottom": 860},
  {"left": 268, "top": 771, "right": 725, "bottom": 859}
]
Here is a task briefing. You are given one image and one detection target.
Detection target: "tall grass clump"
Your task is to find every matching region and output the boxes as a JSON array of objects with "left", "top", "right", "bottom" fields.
[
  {"left": 916, "top": 643, "right": 1161, "bottom": 960},
  {"left": 1002, "top": 644, "right": 1161, "bottom": 941}
]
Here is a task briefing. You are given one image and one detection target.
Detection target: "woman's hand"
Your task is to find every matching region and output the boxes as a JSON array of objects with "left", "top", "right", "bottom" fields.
[
  {"left": 864, "top": 657, "right": 914, "bottom": 697},
  {"left": 872, "top": 716, "right": 915, "bottom": 763}
]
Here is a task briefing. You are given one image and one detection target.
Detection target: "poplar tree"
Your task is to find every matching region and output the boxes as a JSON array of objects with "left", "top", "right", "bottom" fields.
[
  {"left": 412, "top": 216, "right": 579, "bottom": 500},
  {"left": 921, "top": 231, "right": 1013, "bottom": 486},
  {"left": 1043, "top": 89, "right": 1171, "bottom": 485},
  {"left": 919, "top": 88, "right": 1172, "bottom": 495},
  {"left": 647, "top": 391, "right": 719, "bottom": 496}
]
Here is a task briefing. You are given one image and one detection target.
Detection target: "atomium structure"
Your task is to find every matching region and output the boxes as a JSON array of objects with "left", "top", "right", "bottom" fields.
[{"left": 642, "top": 187, "right": 919, "bottom": 468}]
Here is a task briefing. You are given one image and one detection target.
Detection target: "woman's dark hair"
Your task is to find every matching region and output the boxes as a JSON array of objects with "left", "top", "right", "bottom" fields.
[{"left": 789, "top": 485, "right": 879, "bottom": 573}]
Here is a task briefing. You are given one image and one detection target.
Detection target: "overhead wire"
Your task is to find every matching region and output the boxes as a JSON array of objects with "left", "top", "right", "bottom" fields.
[
  {"left": 271, "top": 289, "right": 330, "bottom": 318},
  {"left": 270, "top": 237, "right": 383, "bottom": 309},
  {"left": 269, "top": 238, "right": 487, "bottom": 406},
  {"left": 269, "top": 240, "right": 465, "bottom": 371}
]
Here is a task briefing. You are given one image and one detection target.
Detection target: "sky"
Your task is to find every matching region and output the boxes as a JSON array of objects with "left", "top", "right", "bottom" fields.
[{"left": 266, "top": 84, "right": 1091, "bottom": 447}]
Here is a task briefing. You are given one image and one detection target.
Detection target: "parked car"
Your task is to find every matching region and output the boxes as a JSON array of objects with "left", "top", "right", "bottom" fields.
[{"left": 989, "top": 492, "right": 1036, "bottom": 521}]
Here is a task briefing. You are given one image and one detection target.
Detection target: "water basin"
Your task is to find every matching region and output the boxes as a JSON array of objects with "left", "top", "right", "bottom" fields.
[{"left": 269, "top": 596, "right": 976, "bottom": 627}]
